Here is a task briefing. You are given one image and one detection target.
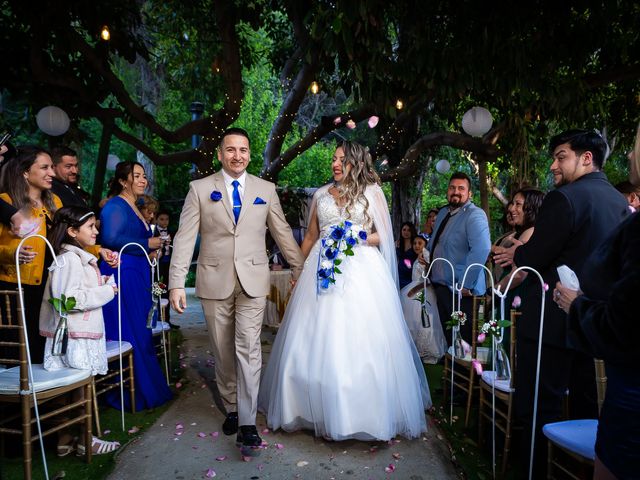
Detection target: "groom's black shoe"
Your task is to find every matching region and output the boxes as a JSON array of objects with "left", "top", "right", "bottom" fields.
[
  {"left": 236, "top": 425, "right": 262, "bottom": 447},
  {"left": 222, "top": 412, "right": 238, "bottom": 435}
]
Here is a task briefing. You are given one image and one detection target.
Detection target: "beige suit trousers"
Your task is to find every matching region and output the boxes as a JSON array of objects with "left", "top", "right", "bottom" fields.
[{"left": 201, "top": 277, "right": 266, "bottom": 426}]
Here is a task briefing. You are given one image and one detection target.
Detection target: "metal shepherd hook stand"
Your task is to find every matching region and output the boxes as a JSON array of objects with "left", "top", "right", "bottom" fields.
[
  {"left": 459, "top": 263, "right": 497, "bottom": 478},
  {"left": 154, "top": 256, "right": 170, "bottom": 385},
  {"left": 499, "top": 266, "right": 546, "bottom": 480},
  {"left": 14, "top": 234, "right": 67, "bottom": 480},
  {"left": 115, "top": 242, "right": 168, "bottom": 431},
  {"left": 423, "top": 257, "right": 456, "bottom": 424}
]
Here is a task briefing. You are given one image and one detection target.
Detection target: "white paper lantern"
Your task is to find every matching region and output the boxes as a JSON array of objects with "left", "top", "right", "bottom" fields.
[
  {"left": 106, "top": 154, "right": 121, "bottom": 171},
  {"left": 461, "top": 106, "right": 493, "bottom": 137},
  {"left": 36, "top": 106, "right": 70, "bottom": 136},
  {"left": 435, "top": 159, "right": 450, "bottom": 174}
]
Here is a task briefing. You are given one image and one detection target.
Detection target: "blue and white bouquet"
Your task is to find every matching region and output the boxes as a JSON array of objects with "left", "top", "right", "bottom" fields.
[{"left": 317, "top": 221, "right": 367, "bottom": 291}]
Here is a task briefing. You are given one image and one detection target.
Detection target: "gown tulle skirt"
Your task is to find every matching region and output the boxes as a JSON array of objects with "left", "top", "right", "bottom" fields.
[{"left": 258, "top": 242, "right": 431, "bottom": 441}]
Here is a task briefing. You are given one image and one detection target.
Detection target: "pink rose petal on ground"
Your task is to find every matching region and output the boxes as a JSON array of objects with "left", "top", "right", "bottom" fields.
[
  {"left": 211, "top": 431, "right": 219, "bottom": 437},
  {"left": 103, "top": 429, "right": 111, "bottom": 435},
  {"left": 262, "top": 428, "right": 269, "bottom": 434},
  {"left": 385, "top": 463, "right": 396, "bottom": 473},
  {"left": 242, "top": 456, "right": 252, "bottom": 462},
  {"left": 205, "top": 468, "right": 216, "bottom": 478},
  {"left": 192, "top": 446, "right": 198, "bottom": 450},
  {"left": 128, "top": 426, "right": 140, "bottom": 434},
  {"left": 275, "top": 443, "right": 284, "bottom": 449},
  {"left": 198, "top": 432, "right": 207, "bottom": 438},
  {"left": 296, "top": 461, "right": 309, "bottom": 467},
  {"left": 333, "top": 117, "right": 342, "bottom": 125},
  {"left": 346, "top": 119, "right": 356, "bottom": 129},
  {"left": 367, "top": 116, "right": 379, "bottom": 128},
  {"left": 215, "top": 455, "right": 227, "bottom": 461},
  {"left": 175, "top": 431, "right": 183, "bottom": 436},
  {"left": 257, "top": 464, "right": 265, "bottom": 471},
  {"left": 477, "top": 333, "right": 486, "bottom": 344},
  {"left": 392, "top": 453, "right": 402, "bottom": 460},
  {"left": 176, "top": 382, "right": 183, "bottom": 389},
  {"left": 512, "top": 295, "right": 522, "bottom": 308}
]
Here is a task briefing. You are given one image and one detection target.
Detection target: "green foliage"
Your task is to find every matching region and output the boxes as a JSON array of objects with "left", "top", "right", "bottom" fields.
[{"left": 48, "top": 294, "right": 76, "bottom": 314}]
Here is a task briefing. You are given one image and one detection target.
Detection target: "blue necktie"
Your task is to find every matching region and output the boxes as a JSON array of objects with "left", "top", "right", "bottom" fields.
[{"left": 231, "top": 180, "right": 242, "bottom": 223}]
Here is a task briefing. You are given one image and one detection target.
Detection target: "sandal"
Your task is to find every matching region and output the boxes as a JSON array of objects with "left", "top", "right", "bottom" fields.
[
  {"left": 77, "top": 436, "right": 120, "bottom": 456},
  {"left": 56, "top": 443, "right": 76, "bottom": 457}
]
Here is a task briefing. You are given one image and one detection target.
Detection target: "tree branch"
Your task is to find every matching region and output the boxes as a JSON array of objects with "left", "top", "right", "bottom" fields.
[
  {"left": 380, "top": 131, "right": 499, "bottom": 182},
  {"left": 262, "top": 104, "right": 377, "bottom": 180}
]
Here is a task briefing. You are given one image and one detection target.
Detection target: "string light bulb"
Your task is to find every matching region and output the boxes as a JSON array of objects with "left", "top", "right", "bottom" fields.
[
  {"left": 100, "top": 25, "right": 110, "bottom": 41},
  {"left": 310, "top": 81, "right": 319, "bottom": 94},
  {"left": 395, "top": 99, "right": 404, "bottom": 110}
]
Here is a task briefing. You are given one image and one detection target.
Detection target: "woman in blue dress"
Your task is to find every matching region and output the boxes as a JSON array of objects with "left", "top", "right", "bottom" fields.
[{"left": 99, "top": 161, "right": 172, "bottom": 411}]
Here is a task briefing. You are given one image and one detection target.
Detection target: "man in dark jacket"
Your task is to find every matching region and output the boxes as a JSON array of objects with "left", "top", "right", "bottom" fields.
[
  {"left": 50, "top": 146, "right": 90, "bottom": 207},
  {"left": 494, "top": 129, "right": 629, "bottom": 476}
]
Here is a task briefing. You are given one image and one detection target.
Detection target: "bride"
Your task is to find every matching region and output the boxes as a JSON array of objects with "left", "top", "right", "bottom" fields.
[{"left": 258, "top": 141, "right": 431, "bottom": 441}]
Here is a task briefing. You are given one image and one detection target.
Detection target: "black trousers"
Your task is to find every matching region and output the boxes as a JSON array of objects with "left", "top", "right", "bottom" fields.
[
  {"left": 514, "top": 338, "right": 598, "bottom": 478},
  {"left": 159, "top": 259, "right": 171, "bottom": 322},
  {"left": 433, "top": 283, "right": 474, "bottom": 346}
]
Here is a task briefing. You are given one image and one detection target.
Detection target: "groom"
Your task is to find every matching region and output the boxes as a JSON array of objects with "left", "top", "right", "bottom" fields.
[{"left": 169, "top": 128, "right": 304, "bottom": 448}]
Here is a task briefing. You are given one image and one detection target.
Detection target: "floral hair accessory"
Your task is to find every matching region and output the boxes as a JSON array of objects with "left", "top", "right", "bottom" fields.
[
  {"left": 210, "top": 190, "right": 223, "bottom": 202},
  {"left": 317, "top": 221, "right": 367, "bottom": 292}
]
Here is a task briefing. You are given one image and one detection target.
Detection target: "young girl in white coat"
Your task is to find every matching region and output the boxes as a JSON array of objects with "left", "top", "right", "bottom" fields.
[{"left": 39, "top": 206, "right": 120, "bottom": 456}]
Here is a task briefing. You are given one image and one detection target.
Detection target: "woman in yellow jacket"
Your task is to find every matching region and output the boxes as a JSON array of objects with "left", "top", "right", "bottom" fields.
[{"left": 0, "top": 145, "right": 62, "bottom": 363}]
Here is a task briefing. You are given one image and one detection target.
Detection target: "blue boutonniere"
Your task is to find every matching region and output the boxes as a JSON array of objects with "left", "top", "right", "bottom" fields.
[
  {"left": 210, "top": 190, "right": 223, "bottom": 202},
  {"left": 253, "top": 197, "right": 266, "bottom": 205},
  {"left": 317, "top": 221, "right": 367, "bottom": 292}
]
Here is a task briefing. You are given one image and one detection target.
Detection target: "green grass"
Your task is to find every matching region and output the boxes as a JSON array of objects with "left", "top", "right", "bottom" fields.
[{"left": 1, "top": 330, "right": 183, "bottom": 480}]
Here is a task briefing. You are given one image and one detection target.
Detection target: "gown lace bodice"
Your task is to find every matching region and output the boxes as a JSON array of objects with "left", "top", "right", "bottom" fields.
[{"left": 315, "top": 192, "right": 372, "bottom": 234}]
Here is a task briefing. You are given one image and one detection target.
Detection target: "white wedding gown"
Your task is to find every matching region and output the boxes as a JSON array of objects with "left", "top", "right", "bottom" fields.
[{"left": 258, "top": 185, "right": 431, "bottom": 441}]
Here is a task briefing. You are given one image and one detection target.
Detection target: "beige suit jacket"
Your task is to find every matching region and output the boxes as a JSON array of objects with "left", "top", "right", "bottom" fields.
[{"left": 169, "top": 171, "right": 304, "bottom": 299}]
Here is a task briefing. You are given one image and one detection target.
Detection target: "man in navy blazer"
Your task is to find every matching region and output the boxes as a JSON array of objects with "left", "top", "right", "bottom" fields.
[
  {"left": 494, "top": 129, "right": 629, "bottom": 476},
  {"left": 428, "top": 172, "right": 491, "bottom": 344}
]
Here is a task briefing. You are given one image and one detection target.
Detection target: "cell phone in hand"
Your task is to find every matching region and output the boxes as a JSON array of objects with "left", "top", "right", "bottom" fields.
[{"left": 557, "top": 265, "right": 580, "bottom": 290}]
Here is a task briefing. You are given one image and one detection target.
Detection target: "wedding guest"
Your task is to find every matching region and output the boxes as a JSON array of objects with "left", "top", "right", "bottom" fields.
[
  {"left": 99, "top": 161, "right": 172, "bottom": 411},
  {"left": 396, "top": 221, "right": 417, "bottom": 288},
  {"left": 155, "top": 209, "right": 178, "bottom": 329},
  {"left": 50, "top": 146, "right": 90, "bottom": 208},
  {"left": 615, "top": 180, "right": 640, "bottom": 212},
  {"left": 400, "top": 234, "right": 447, "bottom": 363},
  {"left": 0, "top": 146, "right": 61, "bottom": 363},
  {"left": 138, "top": 194, "right": 159, "bottom": 228},
  {"left": 40, "top": 206, "right": 120, "bottom": 456},
  {"left": 554, "top": 122, "right": 640, "bottom": 480},
  {"left": 420, "top": 209, "right": 439, "bottom": 241}
]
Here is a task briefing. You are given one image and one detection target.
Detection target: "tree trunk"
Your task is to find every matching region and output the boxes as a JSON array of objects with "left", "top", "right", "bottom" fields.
[
  {"left": 390, "top": 170, "right": 426, "bottom": 235},
  {"left": 91, "top": 117, "right": 114, "bottom": 209},
  {"left": 477, "top": 154, "right": 490, "bottom": 223}
]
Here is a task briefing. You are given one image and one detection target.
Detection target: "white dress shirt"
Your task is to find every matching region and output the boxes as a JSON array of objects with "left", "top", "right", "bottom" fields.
[{"left": 221, "top": 169, "right": 246, "bottom": 208}]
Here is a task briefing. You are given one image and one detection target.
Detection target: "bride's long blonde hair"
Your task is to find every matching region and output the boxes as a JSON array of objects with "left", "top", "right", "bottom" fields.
[{"left": 336, "top": 141, "right": 381, "bottom": 224}]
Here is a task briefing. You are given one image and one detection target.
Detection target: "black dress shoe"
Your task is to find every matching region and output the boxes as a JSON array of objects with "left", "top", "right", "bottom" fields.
[
  {"left": 236, "top": 425, "right": 262, "bottom": 447},
  {"left": 222, "top": 412, "right": 238, "bottom": 435}
]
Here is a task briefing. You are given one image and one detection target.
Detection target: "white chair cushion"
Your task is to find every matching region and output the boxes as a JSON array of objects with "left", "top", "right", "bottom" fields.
[
  {"left": 0, "top": 364, "right": 91, "bottom": 395},
  {"left": 542, "top": 419, "right": 597, "bottom": 460},
  {"left": 152, "top": 321, "right": 170, "bottom": 335},
  {"left": 105, "top": 340, "right": 133, "bottom": 360},
  {"left": 480, "top": 371, "right": 513, "bottom": 393}
]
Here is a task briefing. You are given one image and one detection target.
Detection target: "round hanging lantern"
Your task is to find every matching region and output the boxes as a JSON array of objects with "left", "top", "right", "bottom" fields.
[
  {"left": 106, "top": 154, "right": 121, "bottom": 171},
  {"left": 36, "top": 106, "right": 70, "bottom": 136},
  {"left": 461, "top": 106, "right": 493, "bottom": 137},
  {"left": 435, "top": 159, "right": 450, "bottom": 174}
]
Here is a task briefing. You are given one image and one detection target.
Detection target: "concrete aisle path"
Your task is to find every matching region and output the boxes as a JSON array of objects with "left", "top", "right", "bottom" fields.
[{"left": 107, "top": 289, "right": 459, "bottom": 480}]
